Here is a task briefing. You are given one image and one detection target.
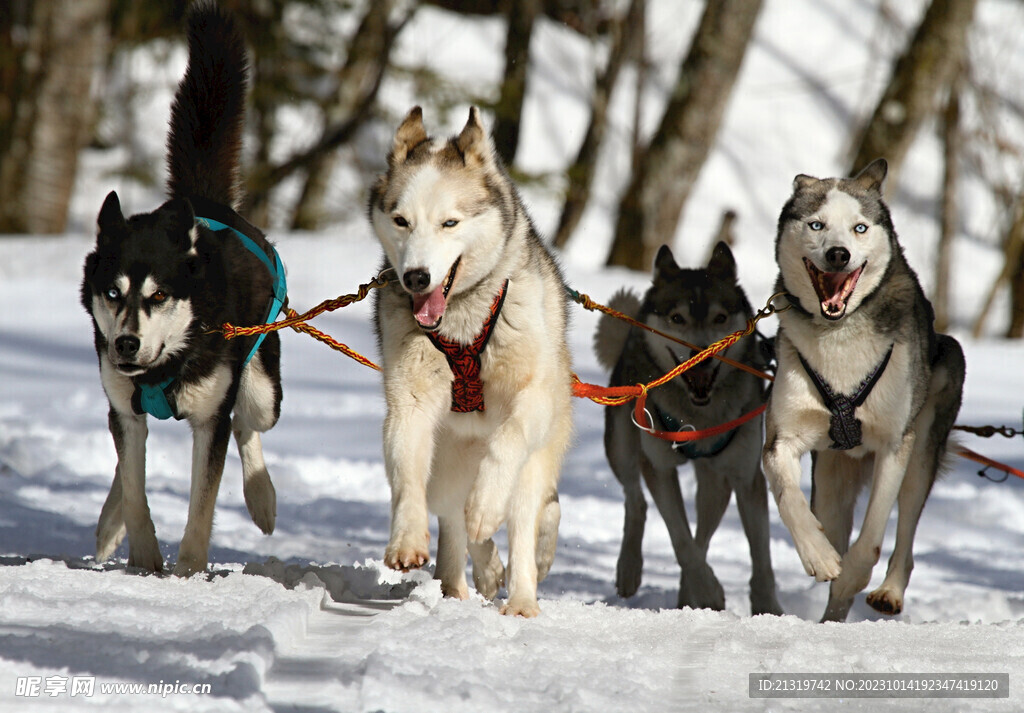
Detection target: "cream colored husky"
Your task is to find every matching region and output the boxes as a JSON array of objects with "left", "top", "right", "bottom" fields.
[{"left": 369, "top": 107, "right": 572, "bottom": 616}]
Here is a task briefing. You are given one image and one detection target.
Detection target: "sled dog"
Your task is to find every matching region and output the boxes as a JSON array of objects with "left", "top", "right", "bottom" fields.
[
  {"left": 81, "top": 2, "right": 284, "bottom": 576},
  {"left": 762, "top": 158, "right": 964, "bottom": 621},
  {"left": 595, "top": 243, "right": 782, "bottom": 614},
  {"left": 369, "top": 106, "right": 572, "bottom": 617}
]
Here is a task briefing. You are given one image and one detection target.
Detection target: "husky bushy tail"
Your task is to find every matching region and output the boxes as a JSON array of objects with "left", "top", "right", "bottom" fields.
[
  {"left": 593, "top": 289, "right": 641, "bottom": 371},
  {"left": 84, "top": 1, "right": 283, "bottom": 577},
  {"left": 166, "top": 0, "right": 248, "bottom": 209}
]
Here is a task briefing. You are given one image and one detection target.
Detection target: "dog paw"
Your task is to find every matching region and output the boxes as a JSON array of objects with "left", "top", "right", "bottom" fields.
[
  {"left": 679, "top": 563, "right": 725, "bottom": 611},
  {"left": 384, "top": 532, "right": 430, "bottom": 571},
  {"left": 615, "top": 554, "right": 643, "bottom": 599},
  {"left": 794, "top": 529, "right": 842, "bottom": 582},
  {"left": 244, "top": 472, "right": 277, "bottom": 535},
  {"left": 501, "top": 596, "right": 541, "bottom": 618},
  {"left": 750, "top": 588, "right": 784, "bottom": 617},
  {"left": 440, "top": 579, "right": 469, "bottom": 600},
  {"left": 95, "top": 522, "right": 127, "bottom": 563},
  {"left": 172, "top": 552, "right": 207, "bottom": 578},
  {"left": 127, "top": 536, "right": 164, "bottom": 573},
  {"left": 866, "top": 587, "right": 904, "bottom": 616},
  {"left": 464, "top": 496, "right": 505, "bottom": 544},
  {"left": 470, "top": 544, "right": 505, "bottom": 601}
]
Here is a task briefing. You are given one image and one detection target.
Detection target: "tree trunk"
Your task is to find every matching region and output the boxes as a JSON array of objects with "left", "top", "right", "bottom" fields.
[
  {"left": 848, "top": 0, "right": 978, "bottom": 182},
  {"left": 244, "top": 2, "right": 405, "bottom": 223},
  {"left": 933, "top": 73, "right": 961, "bottom": 333},
  {"left": 1006, "top": 203, "right": 1024, "bottom": 338},
  {"left": 972, "top": 192, "right": 1024, "bottom": 339},
  {"left": 0, "top": 0, "right": 109, "bottom": 234},
  {"left": 291, "top": 0, "right": 394, "bottom": 230},
  {"left": 552, "top": 0, "right": 643, "bottom": 249},
  {"left": 491, "top": 0, "right": 542, "bottom": 166},
  {"left": 606, "top": 0, "right": 763, "bottom": 270}
]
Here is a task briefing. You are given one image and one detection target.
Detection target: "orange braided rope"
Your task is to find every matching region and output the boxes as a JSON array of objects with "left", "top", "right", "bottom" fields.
[
  {"left": 218, "top": 268, "right": 392, "bottom": 370},
  {"left": 570, "top": 292, "right": 788, "bottom": 407},
  {"left": 567, "top": 287, "right": 778, "bottom": 382}
]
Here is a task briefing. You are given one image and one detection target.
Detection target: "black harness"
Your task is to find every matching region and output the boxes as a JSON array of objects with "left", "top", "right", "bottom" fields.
[{"left": 797, "top": 345, "right": 893, "bottom": 450}]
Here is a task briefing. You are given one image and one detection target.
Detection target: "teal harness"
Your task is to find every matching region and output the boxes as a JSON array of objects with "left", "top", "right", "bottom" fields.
[{"left": 132, "top": 214, "right": 286, "bottom": 421}]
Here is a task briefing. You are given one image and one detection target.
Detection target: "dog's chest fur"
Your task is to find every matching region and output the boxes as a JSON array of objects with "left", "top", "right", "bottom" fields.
[{"left": 776, "top": 310, "right": 916, "bottom": 452}]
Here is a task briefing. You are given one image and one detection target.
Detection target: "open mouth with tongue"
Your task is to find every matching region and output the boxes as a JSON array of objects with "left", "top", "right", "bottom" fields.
[
  {"left": 669, "top": 348, "right": 721, "bottom": 407},
  {"left": 803, "top": 257, "right": 864, "bottom": 321},
  {"left": 410, "top": 257, "right": 460, "bottom": 330}
]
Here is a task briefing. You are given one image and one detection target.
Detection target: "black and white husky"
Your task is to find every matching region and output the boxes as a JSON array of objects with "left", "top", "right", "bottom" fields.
[
  {"left": 594, "top": 243, "right": 782, "bottom": 615},
  {"left": 763, "top": 159, "right": 964, "bottom": 621},
  {"left": 81, "top": 2, "right": 285, "bottom": 576}
]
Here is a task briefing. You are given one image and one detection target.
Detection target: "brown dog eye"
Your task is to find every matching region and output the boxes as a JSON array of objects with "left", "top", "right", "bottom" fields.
[
  {"left": 393, "top": 215, "right": 409, "bottom": 228},
  {"left": 670, "top": 313, "right": 686, "bottom": 325}
]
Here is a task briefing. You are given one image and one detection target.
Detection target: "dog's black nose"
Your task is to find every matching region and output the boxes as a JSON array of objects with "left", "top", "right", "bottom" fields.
[
  {"left": 403, "top": 269, "right": 431, "bottom": 292},
  {"left": 826, "top": 247, "right": 850, "bottom": 270},
  {"left": 115, "top": 335, "right": 140, "bottom": 359}
]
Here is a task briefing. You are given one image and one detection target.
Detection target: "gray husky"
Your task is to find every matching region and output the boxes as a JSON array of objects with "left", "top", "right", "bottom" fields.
[
  {"left": 595, "top": 242, "right": 782, "bottom": 615},
  {"left": 762, "top": 158, "right": 965, "bottom": 622},
  {"left": 369, "top": 107, "right": 572, "bottom": 617}
]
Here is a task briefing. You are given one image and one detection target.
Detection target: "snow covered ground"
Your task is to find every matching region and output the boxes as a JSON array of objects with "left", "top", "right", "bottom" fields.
[{"left": 2, "top": 0, "right": 1024, "bottom": 711}]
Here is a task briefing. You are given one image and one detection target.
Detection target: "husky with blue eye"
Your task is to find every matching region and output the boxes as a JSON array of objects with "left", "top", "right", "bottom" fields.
[
  {"left": 81, "top": 2, "right": 284, "bottom": 576},
  {"left": 762, "top": 158, "right": 964, "bottom": 622}
]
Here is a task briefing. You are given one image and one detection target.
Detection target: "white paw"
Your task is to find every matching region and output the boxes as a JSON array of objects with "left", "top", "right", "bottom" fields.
[
  {"left": 384, "top": 530, "right": 430, "bottom": 571},
  {"left": 794, "top": 529, "right": 842, "bottom": 582},
  {"left": 471, "top": 548, "right": 505, "bottom": 601},
  {"left": 464, "top": 491, "right": 506, "bottom": 543},
  {"left": 501, "top": 596, "right": 540, "bottom": 618}
]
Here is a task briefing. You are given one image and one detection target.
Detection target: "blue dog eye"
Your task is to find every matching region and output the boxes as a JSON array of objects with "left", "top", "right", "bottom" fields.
[
  {"left": 809, "top": 221, "right": 824, "bottom": 231},
  {"left": 854, "top": 223, "right": 868, "bottom": 234},
  {"left": 105, "top": 288, "right": 121, "bottom": 300},
  {"left": 442, "top": 219, "right": 459, "bottom": 228}
]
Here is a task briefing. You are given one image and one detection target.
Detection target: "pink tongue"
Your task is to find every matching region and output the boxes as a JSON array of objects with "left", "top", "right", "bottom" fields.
[{"left": 412, "top": 285, "right": 447, "bottom": 326}]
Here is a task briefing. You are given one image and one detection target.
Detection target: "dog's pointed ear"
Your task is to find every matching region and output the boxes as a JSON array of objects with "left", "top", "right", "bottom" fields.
[
  {"left": 851, "top": 158, "right": 887, "bottom": 193},
  {"left": 456, "top": 106, "right": 492, "bottom": 168},
  {"left": 97, "top": 191, "right": 127, "bottom": 244},
  {"left": 654, "top": 244, "right": 679, "bottom": 276},
  {"left": 706, "top": 241, "right": 737, "bottom": 282},
  {"left": 159, "top": 197, "right": 196, "bottom": 250},
  {"left": 390, "top": 106, "right": 427, "bottom": 166},
  {"left": 793, "top": 174, "right": 819, "bottom": 192}
]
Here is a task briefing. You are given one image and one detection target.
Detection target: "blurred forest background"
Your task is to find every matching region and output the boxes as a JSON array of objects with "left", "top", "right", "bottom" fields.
[{"left": 1, "top": 0, "right": 1023, "bottom": 337}]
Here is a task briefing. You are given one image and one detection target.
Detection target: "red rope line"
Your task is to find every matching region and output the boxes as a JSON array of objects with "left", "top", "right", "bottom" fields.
[
  {"left": 956, "top": 446, "right": 1024, "bottom": 481},
  {"left": 216, "top": 273, "right": 1023, "bottom": 479}
]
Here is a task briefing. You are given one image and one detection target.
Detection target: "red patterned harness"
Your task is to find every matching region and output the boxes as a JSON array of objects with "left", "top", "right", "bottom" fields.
[{"left": 426, "top": 280, "right": 509, "bottom": 413}]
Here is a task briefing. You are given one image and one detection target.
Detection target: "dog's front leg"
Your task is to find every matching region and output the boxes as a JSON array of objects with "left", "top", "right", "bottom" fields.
[
  {"left": 828, "top": 433, "right": 914, "bottom": 608},
  {"left": 763, "top": 428, "right": 842, "bottom": 582},
  {"left": 382, "top": 383, "right": 448, "bottom": 571},
  {"left": 464, "top": 387, "right": 546, "bottom": 543},
  {"left": 107, "top": 408, "right": 163, "bottom": 572},
  {"left": 174, "top": 411, "right": 232, "bottom": 577}
]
